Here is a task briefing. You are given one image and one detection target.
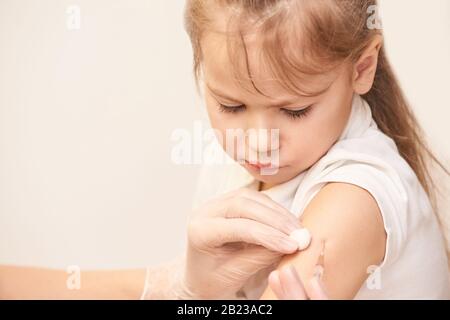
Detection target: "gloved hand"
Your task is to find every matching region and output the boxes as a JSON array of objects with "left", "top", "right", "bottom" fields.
[
  {"left": 175, "top": 187, "right": 303, "bottom": 299},
  {"left": 268, "top": 265, "right": 328, "bottom": 300}
]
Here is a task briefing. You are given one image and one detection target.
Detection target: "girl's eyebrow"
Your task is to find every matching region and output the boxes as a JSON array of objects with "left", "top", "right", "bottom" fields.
[
  {"left": 206, "top": 82, "right": 313, "bottom": 108},
  {"left": 206, "top": 83, "right": 240, "bottom": 102}
]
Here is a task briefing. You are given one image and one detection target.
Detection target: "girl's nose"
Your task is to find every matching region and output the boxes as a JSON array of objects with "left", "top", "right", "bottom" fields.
[{"left": 246, "top": 128, "right": 280, "bottom": 155}]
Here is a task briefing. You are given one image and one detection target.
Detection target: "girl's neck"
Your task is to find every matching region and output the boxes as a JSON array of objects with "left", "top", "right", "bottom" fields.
[{"left": 259, "top": 181, "right": 275, "bottom": 192}]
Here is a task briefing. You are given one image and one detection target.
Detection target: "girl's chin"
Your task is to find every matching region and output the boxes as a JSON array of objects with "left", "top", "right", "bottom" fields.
[
  {"left": 246, "top": 166, "right": 304, "bottom": 190},
  {"left": 248, "top": 167, "right": 287, "bottom": 184}
]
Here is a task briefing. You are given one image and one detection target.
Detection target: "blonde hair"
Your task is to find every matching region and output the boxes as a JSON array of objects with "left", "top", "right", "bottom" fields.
[{"left": 184, "top": 0, "right": 449, "bottom": 213}]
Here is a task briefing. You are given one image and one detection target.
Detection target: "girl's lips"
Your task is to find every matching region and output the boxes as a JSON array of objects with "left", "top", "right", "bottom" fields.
[{"left": 244, "top": 160, "right": 278, "bottom": 170}]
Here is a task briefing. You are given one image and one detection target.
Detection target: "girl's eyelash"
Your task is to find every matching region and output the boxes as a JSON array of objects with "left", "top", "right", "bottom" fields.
[
  {"left": 218, "top": 103, "right": 313, "bottom": 120},
  {"left": 281, "top": 106, "right": 312, "bottom": 120},
  {"left": 218, "top": 104, "right": 246, "bottom": 114}
]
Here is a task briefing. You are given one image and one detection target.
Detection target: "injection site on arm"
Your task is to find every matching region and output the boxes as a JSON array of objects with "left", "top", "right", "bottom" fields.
[{"left": 260, "top": 182, "right": 387, "bottom": 300}]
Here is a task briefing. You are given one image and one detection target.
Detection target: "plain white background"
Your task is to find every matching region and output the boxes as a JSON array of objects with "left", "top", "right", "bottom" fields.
[{"left": 0, "top": 0, "right": 449, "bottom": 270}]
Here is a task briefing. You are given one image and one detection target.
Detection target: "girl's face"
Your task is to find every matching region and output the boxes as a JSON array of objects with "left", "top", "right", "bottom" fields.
[{"left": 201, "top": 33, "right": 355, "bottom": 189}]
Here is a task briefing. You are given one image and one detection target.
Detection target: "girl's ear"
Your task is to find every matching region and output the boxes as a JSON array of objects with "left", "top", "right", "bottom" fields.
[{"left": 352, "top": 35, "right": 383, "bottom": 95}]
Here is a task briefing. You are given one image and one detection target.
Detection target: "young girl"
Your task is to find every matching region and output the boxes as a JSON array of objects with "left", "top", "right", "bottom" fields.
[{"left": 186, "top": 0, "right": 450, "bottom": 299}]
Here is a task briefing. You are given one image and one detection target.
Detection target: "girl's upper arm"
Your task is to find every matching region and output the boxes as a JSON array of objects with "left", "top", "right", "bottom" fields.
[{"left": 260, "top": 182, "right": 387, "bottom": 300}]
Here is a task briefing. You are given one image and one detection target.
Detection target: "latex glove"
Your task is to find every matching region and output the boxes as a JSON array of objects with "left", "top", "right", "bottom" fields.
[
  {"left": 268, "top": 265, "right": 328, "bottom": 300},
  {"left": 176, "top": 187, "right": 303, "bottom": 299}
]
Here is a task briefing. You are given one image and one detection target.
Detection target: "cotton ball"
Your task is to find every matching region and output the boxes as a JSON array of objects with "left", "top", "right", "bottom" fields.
[{"left": 289, "top": 228, "right": 312, "bottom": 251}]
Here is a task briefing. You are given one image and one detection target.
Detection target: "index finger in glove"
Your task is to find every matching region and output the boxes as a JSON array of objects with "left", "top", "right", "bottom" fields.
[{"left": 188, "top": 217, "right": 299, "bottom": 254}]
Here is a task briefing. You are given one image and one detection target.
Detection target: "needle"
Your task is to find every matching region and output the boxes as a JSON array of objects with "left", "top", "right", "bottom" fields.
[{"left": 313, "top": 240, "right": 325, "bottom": 280}]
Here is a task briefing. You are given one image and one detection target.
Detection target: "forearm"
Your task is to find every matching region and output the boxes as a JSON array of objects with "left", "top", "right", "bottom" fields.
[
  {"left": 140, "top": 256, "right": 187, "bottom": 300},
  {"left": 0, "top": 265, "right": 146, "bottom": 299}
]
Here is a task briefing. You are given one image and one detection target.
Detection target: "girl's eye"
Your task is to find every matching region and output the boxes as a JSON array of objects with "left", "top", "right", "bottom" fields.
[
  {"left": 281, "top": 106, "right": 312, "bottom": 120},
  {"left": 219, "top": 104, "right": 246, "bottom": 114}
]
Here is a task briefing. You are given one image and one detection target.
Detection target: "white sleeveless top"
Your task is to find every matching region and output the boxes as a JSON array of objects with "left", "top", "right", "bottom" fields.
[{"left": 192, "top": 94, "right": 450, "bottom": 299}]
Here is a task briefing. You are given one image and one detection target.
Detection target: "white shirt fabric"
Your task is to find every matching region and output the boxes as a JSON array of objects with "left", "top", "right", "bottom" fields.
[{"left": 192, "top": 94, "right": 450, "bottom": 299}]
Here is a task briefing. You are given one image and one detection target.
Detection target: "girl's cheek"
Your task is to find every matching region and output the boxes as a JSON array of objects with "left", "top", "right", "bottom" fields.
[{"left": 205, "top": 104, "right": 228, "bottom": 129}]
